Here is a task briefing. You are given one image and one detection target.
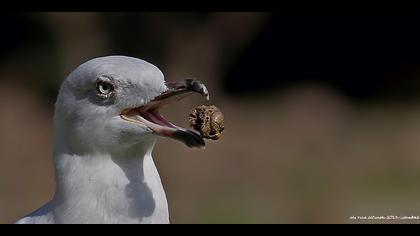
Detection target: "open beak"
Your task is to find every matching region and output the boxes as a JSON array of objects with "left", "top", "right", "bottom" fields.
[{"left": 120, "top": 78, "right": 209, "bottom": 148}]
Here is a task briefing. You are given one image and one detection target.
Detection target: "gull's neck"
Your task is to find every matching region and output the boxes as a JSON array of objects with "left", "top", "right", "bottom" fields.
[{"left": 48, "top": 138, "right": 169, "bottom": 224}]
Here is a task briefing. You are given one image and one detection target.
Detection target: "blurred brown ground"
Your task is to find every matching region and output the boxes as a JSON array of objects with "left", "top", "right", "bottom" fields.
[{"left": 2, "top": 12, "right": 420, "bottom": 224}]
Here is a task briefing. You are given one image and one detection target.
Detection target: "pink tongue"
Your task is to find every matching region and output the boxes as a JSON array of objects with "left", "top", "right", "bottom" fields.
[{"left": 141, "top": 110, "right": 176, "bottom": 128}]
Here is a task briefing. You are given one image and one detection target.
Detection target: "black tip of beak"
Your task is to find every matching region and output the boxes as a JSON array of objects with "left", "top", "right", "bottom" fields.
[{"left": 174, "top": 129, "right": 206, "bottom": 148}]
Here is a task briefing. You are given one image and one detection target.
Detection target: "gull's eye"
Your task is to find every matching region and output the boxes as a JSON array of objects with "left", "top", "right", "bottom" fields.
[{"left": 97, "top": 81, "right": 114, "bottom": 95}]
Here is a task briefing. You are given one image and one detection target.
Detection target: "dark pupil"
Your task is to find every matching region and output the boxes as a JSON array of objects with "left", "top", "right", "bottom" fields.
[
  {"left": 99, "top": 82, "right": 113, "bottom": 93},
  {"left": 102, "top": 83, "right": 108, "bottom": 91}
]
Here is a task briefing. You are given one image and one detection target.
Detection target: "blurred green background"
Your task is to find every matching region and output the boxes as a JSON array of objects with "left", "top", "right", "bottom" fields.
[{"left": 2, "top": 12, "right": 420, "bottom": 224}]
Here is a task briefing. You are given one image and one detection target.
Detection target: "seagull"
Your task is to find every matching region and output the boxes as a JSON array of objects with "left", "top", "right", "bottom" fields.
[{"left": 16, "top": 55, "right": 209, "bottom": 224}]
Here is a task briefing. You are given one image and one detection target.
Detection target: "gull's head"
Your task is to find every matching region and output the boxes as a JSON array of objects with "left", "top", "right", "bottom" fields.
[{"left": 54, "top": 56, "right": 207, "bottom": 154}]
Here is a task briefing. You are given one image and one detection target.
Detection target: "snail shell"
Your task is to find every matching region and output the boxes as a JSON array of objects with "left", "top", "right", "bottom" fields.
[{"left": 189, "top": 105, "right": 224, "bottom": 140}]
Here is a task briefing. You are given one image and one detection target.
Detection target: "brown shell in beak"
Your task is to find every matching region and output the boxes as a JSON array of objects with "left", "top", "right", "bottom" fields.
[{"left": 189, "top": 105, "right": 224, "bottom": 140}]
